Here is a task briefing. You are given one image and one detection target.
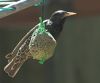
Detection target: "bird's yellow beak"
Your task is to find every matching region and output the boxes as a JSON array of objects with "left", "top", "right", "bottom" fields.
[{"left": 64, "top": 12, "right": 77, "bottom": 17}]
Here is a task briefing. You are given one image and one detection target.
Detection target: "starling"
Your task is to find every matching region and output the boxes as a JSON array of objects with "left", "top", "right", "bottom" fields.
[{"left": 4, "top": 10, "right": 76, "bottom": 78}]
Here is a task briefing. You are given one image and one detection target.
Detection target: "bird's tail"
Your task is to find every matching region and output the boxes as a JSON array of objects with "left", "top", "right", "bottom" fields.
[{"left": 4, "top": 54, "right": 27, "bottom": 78}]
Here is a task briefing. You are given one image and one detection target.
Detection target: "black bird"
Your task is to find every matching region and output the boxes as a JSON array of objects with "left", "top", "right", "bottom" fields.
[{"left": 4, "top": 10, "right": 76, "bottom": 78}]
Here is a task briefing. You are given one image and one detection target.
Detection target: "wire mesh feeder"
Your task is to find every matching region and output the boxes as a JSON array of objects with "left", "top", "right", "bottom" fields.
[{"left": 29, "top": 17, "right": 47, "bottom": 64}]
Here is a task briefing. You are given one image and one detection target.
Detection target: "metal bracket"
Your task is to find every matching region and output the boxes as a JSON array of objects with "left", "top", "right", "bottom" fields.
[{"left": 0, "top": 0, "right": 40, "bottom": 19}]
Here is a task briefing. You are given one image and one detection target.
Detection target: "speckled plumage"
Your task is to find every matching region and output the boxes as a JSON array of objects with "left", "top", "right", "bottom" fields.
[{"left": 4, "top": 10, "right": 76, "bottom": 78}]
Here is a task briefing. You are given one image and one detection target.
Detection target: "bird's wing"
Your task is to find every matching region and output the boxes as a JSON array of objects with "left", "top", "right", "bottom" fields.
[
  {"left": 6, "top": 20, "right": 49, "bottom": 62},
  {"left": 4, "top": 35, "right": 32, "bottom": 78}
]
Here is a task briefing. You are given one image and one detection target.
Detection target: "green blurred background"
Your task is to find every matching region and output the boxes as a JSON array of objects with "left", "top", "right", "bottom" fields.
[{"left": 0, "top": 0, "right": 100, "bottom": 83}]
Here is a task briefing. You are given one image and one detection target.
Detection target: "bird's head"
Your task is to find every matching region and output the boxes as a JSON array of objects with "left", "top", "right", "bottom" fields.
[
  {"left": 50, "top": 10, "right": 77, "bottom": 25},
  {"left": 48, "top": 10, "right": 77, "bottom": 40}
]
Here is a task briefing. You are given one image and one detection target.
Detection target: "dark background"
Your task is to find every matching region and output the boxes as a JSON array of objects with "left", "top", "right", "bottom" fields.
[{"left": 0, "top": 0, "right": 100, "bottom": 83}]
